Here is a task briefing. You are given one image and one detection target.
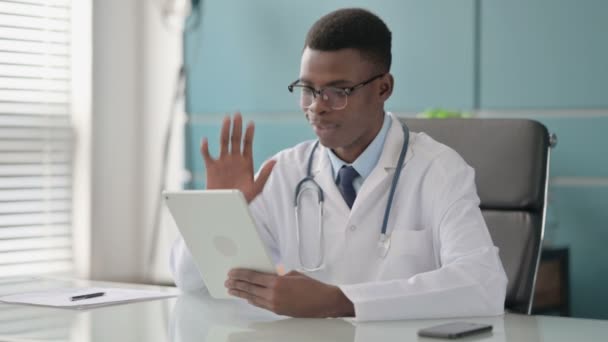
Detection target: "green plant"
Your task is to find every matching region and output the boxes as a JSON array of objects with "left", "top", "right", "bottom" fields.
[{"left": 419, "top": 108, "right": 471, "bottom": 119}]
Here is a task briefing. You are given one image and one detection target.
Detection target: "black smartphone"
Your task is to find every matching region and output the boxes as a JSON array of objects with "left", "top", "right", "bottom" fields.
[{"left": 417, "top": 322, "right": 493, "bottom": 339}]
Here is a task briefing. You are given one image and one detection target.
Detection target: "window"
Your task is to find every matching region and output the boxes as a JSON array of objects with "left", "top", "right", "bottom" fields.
[{"left": 0, "top": 0, "right": 75, "bottom": 277}]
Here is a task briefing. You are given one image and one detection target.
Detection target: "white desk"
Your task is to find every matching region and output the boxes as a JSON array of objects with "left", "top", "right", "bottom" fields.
[{"left": 0, "top": 277, "right": 606, "bottom": 342}]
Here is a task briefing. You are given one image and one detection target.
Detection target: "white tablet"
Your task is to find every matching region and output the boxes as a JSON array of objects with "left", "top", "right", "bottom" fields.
[{"left": 163, "top": 189, "right": 276, "bottom": 299}]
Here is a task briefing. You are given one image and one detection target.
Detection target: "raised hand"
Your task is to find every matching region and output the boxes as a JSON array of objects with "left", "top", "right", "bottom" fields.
[{"left": 200, "top": 112, "right": 276, "bottom": 203}]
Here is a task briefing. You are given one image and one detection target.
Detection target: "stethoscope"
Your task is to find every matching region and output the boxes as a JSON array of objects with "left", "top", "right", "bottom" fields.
[{"left": 293, "top": 122, "right": 410, "bottom": 272}]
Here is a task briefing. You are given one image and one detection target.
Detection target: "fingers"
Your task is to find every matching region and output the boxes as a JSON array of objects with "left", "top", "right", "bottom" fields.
[
  {"left": 230, "top": 112, "right": 243, "bottom": 154},
  {"left": 228, "top": 288, "right": 275, "bottom": 312},
  {"left": 200, "top": 137, "right": 213, "bottom": 165},
  {"left": 243, "top": 121, "right": 255, "bottom": 158},
  {"left": 219, "top": 115, "right": 231, "bottom": 157},
  {"left": 253, "top": 159, "right": 277, "bottom": 195},
  {"left": 229, "top": 268, "right": 277, "bottom": 287},
  {"left": 220, "top": 113, "right": 249, "bottom": 157},
  {"left": 226, "top": 279, "right": 272, "bottom": 299},
  {"left": 226, "top": 269, "right": 278, "bottom": 311}
]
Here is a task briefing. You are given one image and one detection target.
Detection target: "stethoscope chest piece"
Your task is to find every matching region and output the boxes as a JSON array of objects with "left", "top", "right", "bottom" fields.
[{"left": 377, "top": 233, "right": 391, "bottom": 258}]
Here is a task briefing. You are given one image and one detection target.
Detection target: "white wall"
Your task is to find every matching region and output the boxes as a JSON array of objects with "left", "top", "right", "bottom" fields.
[
  {"left": 91, "top": 0, "right": 183, "bottom": 282},
  {"left": 72, "top": 0, "right": 93, "bottom": 278},
  {"left": 140, "top": 0, "right": 186, "bottom": 283}
]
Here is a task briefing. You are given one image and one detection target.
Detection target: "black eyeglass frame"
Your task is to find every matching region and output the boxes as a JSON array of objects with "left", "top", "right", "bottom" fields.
[{"left": 287, "top": 73, "right": 386, "bottom": 109}]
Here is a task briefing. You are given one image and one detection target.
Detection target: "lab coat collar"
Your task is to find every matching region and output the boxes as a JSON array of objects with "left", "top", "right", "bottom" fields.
[
  {"left": 378, "top": 112, "right": 414, "bottom": 171},
  {"left": 309, "top": 113, "right": 414, "bottom": 215},
  {"left": 349, "top": 113, "right": 414, "bottom": 214},
  {"left": 311, "top": 113, "right": 413, "bottom": 175},
  {"left": 311, "top": 149, "right": 351, "bottom": 214}
]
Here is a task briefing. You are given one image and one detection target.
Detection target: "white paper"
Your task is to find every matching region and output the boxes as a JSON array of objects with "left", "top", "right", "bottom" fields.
[{"left": 0, "top": 287, "right": 179, "bottom": 309}]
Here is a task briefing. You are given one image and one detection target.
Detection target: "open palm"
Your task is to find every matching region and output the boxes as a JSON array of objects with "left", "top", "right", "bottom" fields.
[{"left": 200, "top": 113, "right": 275, "bottom": 203}]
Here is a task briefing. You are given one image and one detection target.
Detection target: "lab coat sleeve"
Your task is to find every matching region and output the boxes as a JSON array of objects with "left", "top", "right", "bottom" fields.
[
  {"left": 249, "top": 193, "right": 282, "bottom": 266},
  {"left": 338, "top": 150, "right": 508, "bottom": 321},
  {"left": 170, "top": 236, "right": 208, "bottom": 293}
]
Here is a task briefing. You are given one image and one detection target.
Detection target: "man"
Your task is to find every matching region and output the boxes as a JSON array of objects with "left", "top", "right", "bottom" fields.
[{"left": 171, "top": 8, "right": 507, "bottom": 321}]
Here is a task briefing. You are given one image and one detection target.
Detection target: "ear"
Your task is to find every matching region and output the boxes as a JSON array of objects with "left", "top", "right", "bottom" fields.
[{"left": 378, "top": 73, "right": 394, "bottom": 101}]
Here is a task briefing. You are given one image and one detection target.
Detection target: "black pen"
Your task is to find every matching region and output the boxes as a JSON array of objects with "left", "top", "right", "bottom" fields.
[{"left": 70, "top": 292, "right": 105, "bottom": 301}]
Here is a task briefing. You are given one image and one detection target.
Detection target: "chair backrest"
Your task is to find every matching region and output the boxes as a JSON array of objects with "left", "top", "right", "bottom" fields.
[{"left": 401, "top": 118, "right": 551, "bottom": 314}]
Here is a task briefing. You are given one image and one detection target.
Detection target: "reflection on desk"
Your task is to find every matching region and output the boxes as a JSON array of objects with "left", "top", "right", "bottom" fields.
[
  {"left": 0, "top": 277, "right": 607, "bottom": 342},
  {"left": 171, "top": 292, "right": 355, "bottom": 342},
  {"left": 171, "top": 292, "right": 608, "bottom": 342}
]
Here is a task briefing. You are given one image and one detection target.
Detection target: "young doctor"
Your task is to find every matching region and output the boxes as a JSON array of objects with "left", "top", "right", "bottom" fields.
[{"left": 171, "top": 8, "right": 507, "bottom": 321}]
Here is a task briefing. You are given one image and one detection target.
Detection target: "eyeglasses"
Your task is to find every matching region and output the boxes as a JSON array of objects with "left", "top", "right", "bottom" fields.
[{"left": 287, "top": 73, "right": 385, "bottom": 110}]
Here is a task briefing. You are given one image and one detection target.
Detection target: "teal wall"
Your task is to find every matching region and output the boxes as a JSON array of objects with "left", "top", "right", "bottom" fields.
[
  {"left": 480, "top": 0, "right": 608, "bottom": 108},
  {"left": 184, "top": 0, "right": 477, "bottom": 114},
  {"left": 184, "top": 0, "right": 608, "bottom": 319}
]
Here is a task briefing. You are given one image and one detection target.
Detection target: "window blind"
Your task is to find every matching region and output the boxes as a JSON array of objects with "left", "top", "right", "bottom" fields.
[{"left": 0, "top": 0, "right": 74, "bottom": 277}]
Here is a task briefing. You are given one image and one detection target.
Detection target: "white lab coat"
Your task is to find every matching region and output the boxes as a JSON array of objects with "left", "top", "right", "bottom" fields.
[{"left": 170, "top": 113, "right": 508, "bottom": 321}]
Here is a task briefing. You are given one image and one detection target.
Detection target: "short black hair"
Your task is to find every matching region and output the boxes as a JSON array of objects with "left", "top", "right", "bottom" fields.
[{"left": 305, "top": 8, "right": 392, "bottom": 72}]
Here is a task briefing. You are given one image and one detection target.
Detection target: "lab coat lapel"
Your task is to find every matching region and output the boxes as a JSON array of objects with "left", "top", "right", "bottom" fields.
[
  {"left": 351, "top": 114, "right": 415, "bottom": 214},
  {"left": 311, "top": 145, "right": 352, "bottom": 216}
]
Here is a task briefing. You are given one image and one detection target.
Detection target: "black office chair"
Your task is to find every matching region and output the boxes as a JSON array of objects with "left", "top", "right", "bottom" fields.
[{"left": 402, "top": 118, "right": 556, "bottom": 314}]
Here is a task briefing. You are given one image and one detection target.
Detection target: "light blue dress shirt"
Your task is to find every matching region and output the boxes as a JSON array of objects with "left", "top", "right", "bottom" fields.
[{"left": 327, "top": 113, "right": 392, "bottom": 193}]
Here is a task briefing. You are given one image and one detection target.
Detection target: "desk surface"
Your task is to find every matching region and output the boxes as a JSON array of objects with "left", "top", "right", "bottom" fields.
[{"left": 0, "top": 277, "right": 606, "bottom": 342}]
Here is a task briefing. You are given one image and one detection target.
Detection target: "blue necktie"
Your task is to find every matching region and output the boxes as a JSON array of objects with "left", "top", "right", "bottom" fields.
[{"left": 337, "top": 166, "right": 359, "bottom": 209}]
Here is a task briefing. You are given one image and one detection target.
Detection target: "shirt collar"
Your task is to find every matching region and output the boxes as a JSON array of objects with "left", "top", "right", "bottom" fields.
[{"left": 327, "top": 113, "right": 392, "bottom": 182}]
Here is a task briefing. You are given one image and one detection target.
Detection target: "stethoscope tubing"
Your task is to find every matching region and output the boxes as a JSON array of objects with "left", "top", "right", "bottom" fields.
[{"left": 294, "top": 122, "right": 410, "bottom": 271}]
